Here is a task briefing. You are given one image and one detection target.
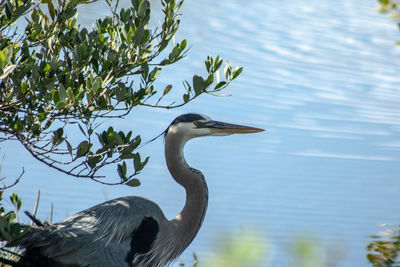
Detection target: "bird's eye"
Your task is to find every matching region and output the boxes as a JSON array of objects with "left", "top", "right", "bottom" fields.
[{"left": 193, "top": 121, "right": 201, "bottom": 127}]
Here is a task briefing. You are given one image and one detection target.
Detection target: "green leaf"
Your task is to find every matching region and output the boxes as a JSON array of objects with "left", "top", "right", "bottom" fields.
[
  {"left": 117, "top": 162, "right": 127, "bottom": 180},
  {"left": 121, "top": 136, "right": 141, "bottom": 158},
  {"left": 43, "top": 63, "right": 51, "bottom": 73},
  {"left": 192, "top": 75, "right": 205, "bottom": 95},
  {"left": 213, "top": 56, "right": 223, "bottom": 71},
  {"left": 4, "top": 212, "right": 16, "bottom": 223},
  {"left": 59, "top": 85, "right": 67, "bottom": 102},
  {"left": 133, "top": 153, "right": 149, "bottom": 173},
  {"left": 232, "top": 67, "right": 243, "bottom": 79},
  {"left": 148, "top": 67, "right": 161, "bottom": 82},
  {"left": 125, "top": 178, "right": 141, "bottom": 187},
  {"left": 108, "top": 131, "right": 123, "bottom": 146},
  {"left": 55, "top": 101, "right": 66, "bottom": 110},
  {"left": 121, "top": 153, "right": 135, "bottom": 160},
  {"left": 224, "top": 61, "right": 232, "bottom": 80},
  {"left": 141, "top": 63, "right": 149, "bottom": 80},
  {"left": 138, "top": 0, "right": 149, "bottom": 18},
  {"left": 92, "top": 77, "right": 103, "bottom": 93},
  {"left": 170, "top": 45, "right": 181, "bottom": 60},
  {"left": 67, "top": 88, "right": 74, "bottom": 103},
  {"left": 87, "top": 154, "right": 101, "bottom": 169},
  {"left": 180, "top": 39, "right": 187, "bottom": 50},
  {"left": 214, "top": 81, "right": 227, "bottom": 90},
  {"left": 10, "top": 193, "right": 21, "bottom": 211},
  {"left": 0, "top": 64, "right": 16, "bottom": 79},
  {"left": 76, "top": 141, "right": 90, "bottom": 158},
  {"left": 133, "top": 153, "right": 141, "bottom": 171},
  {"left": 52, "top": 128, "right": 64, "bottom": 145},
  {"left": 1, "top": 45, "right": 13, "bottom": 68},
  {"left": 78, "top": 123, "right": 87, "bottom": 137},
  {"left": 0, "top": 51, "right": 5, "bottom": 69},
  {"left": 52, "top": 90, "right": 60, "bottom": 104},
  {"left": 206, "top": 74, "right": 214, "bottom": 85},
  {"left": 142, "top": 156, "right": 149, "bottom": 168},
  {"left": 128, "top": 136, "right": 141, "bottom": 151},
  {"left": 183, "top": 93, "right": 189, "bottom": 103},
  {"left": 66, "top": 140, "right": 73, "bottom": 155},
  {"left": 48, "top": 1, "right": 56, "bottom": 20},
  {"left": 205, "top": 59, "right": 211, "bottom": 73},
  {"left": 163, "top": 84, "right": 172, "bottom": 95}
]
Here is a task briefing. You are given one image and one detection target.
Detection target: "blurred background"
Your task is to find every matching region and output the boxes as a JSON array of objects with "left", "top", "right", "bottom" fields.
[{"left": 2, "top": 0, "right": 400, "bottom": 266}]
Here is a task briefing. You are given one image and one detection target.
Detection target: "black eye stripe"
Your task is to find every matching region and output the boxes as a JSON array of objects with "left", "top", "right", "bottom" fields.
[
  {"left": 165, "top": 114, "right": 209, "bottom": 137},
  {"left": 171, "top": 113, "right": 206, "bottom": 125}
]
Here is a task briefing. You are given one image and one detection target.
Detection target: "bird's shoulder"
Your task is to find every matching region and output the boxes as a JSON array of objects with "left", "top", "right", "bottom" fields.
[
  {"left": 20, "top": 196, "right": 167, "bottom": 266},
  {"left": 61, "top": 196, "right": 166, "bottom": 225},
  {"left": 53, "top": 196, "right": 166, "bottom": 241}
]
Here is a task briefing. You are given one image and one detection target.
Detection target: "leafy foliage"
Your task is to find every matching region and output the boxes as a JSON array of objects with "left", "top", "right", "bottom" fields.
[
  {"left": 376, "top": 0, "right": 400, "bottom": 44},
  {"left": 377, "top": 0, "right": 400, "bottom": 13},
  {"left": 370, "top": 2, "right": 400, "bottom": 266},
  {"left": 0, "top": 0, "right": 242, "bottom": 186},
  {"left": 204, "top": 231, "right": 266, "bottom": 267},
  {"left": 0, "top": 192, "right": 24, "bottom": 243},
  {"left": 367, "top": 224, "right": 400, "bottom": 267}
]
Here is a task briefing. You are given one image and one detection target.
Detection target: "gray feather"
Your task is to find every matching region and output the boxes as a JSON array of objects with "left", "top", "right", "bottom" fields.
[{"left": 21, "top": 196, "right": 167, "bottom": 266}]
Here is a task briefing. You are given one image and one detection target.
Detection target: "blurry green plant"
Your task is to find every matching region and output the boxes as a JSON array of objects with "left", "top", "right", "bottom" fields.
[
  {"left": 372, "top": 1, "right": 400, "bottom": 265},
  {"left": 0, "top": 192, "right": 24, "bottom": 243},
  {"left": 377, "top": 0, "right": 400, "bottom": 44},
  {"left": 291, "top": 236, "right": 326, "bottom": 267},
  {"left": 0, "top": 190, "right": 25, "bottom": 265},
  {"left": 377, "top": 0, "right": 400, "bottom": 16},
  {"left": 177, "top": 230, "right": 348, "bottom": 267},
  {"left": 367, "top": 223, "right": 400, "bottom": 267},
  {"left": 202, "top": 231, "right": 266, "bottom": 267}
]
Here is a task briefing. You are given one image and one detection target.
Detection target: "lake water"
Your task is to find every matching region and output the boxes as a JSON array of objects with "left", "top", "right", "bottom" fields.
[{"left": 2, "top": 0, "right": 400, "bottom": 266}]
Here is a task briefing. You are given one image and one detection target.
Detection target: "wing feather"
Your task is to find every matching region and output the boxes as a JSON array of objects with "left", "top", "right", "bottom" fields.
[{"left": 20, "top": 196, "right": 166, "bottom": 266}]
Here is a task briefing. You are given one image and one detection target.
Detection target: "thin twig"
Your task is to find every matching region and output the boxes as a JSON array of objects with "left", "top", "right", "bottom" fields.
[{"left": 1, "top": 168, "right": 25, "bottom": 190}]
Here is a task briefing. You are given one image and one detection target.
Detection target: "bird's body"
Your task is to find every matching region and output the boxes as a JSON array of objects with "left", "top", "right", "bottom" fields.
[
  {"left": 20, "top": 196, "right": 169, "bottom": 267},
  {"left": 9, "top": 113, "right": 263, "bottom": 267}
]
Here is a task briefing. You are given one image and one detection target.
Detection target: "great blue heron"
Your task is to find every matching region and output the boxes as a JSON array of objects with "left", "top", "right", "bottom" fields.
[{"left": 8, "top": 113, "right": 263, "bottom": 267}]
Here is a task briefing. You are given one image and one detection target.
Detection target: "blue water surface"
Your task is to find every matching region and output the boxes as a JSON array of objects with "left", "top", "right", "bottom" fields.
[{"left": 2, "top": 0, "right": 400, "bottom": 266}]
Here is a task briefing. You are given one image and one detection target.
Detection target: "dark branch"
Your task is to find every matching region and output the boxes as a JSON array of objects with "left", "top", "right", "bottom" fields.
[{"left": 1, "top": 168, "right": 25, "bottom": 190}]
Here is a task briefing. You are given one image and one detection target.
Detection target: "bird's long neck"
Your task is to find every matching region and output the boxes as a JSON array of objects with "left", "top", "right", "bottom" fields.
[{"left": 164, "top": 133, "right": 208, "bottom": 248}]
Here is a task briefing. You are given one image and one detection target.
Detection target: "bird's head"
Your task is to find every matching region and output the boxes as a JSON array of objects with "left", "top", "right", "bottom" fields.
[{"left": 165, "top": 113, "right": 264, "bottom": 141}]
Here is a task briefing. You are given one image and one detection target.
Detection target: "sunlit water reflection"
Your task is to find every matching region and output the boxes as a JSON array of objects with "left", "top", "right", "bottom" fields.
[{"left": 2, "top": 0, "right": 400, "bottom": 266}]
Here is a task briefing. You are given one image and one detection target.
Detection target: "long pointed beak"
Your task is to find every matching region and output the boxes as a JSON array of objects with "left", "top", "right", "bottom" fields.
[{"left": 205, "top": 120, "right": 264, "bottom": 135}]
